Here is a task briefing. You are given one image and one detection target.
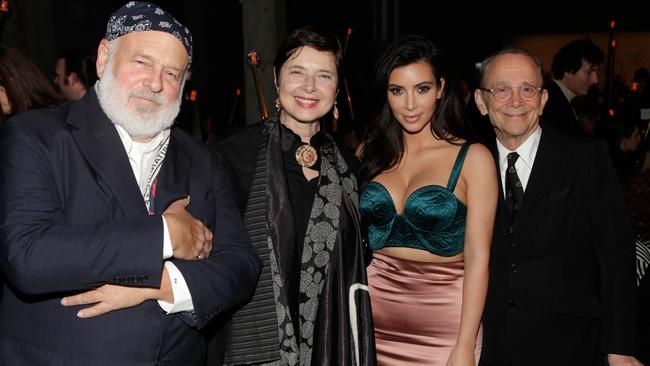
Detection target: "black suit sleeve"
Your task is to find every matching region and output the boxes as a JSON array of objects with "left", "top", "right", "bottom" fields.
[
  {"left": 586, "top": 141, "right": 637, "bottom": 355},
  {"left": 169, "top": 150, "right": 261, "bottom": 329},
  {"left": 213, "top": 125, "right": 261, "bottom": 213}
]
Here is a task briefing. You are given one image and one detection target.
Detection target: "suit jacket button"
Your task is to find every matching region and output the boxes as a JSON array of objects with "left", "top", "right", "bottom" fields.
[
  {"left": 511, "top": 264, "right": 519, "bottom": 273},
  {"left": 507, "top": 299, "right": 517, "bottom": 308}
]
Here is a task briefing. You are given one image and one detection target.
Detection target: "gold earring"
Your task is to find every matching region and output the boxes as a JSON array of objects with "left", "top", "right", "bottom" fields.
[
  {"left": 333, "top": 102, "right": 339, "bottom": 120},
  {"left": 275, "top": 98, "right": 281, "bottom": 112}
]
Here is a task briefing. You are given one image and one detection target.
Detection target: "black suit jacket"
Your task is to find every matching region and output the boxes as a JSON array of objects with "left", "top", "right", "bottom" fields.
[
  {"left": 481, "top": 125, "right": 637, "bottom": 366},
  {"left": 0, "top": 89, "right": 261, "bottom": 365},
  {"left": 542, "top": 81, "right": 585, "bottom": 137}
]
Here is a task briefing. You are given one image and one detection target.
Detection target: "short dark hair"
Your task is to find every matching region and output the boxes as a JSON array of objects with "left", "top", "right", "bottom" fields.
[
  {"left": 59, "top": 49, "right": 98, "bottom": 89},
  {"left": 551, "top": 39, "right": 604, "bottom": 79},
  {"left": 273, "top": 26, "right": 343, "bottom": 81}
]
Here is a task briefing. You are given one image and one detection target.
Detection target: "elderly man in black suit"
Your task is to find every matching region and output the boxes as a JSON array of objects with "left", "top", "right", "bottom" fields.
[
  {"left": 0, "top": 2, "right": 260, "bottom": 365},
  {"left": 474, "top": 47, "right": 642, "bottom": 366}
]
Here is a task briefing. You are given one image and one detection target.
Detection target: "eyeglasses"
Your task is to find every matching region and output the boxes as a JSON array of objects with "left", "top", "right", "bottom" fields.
[{"left": 479, "top": 83, "right": 542, "bottom": 102}]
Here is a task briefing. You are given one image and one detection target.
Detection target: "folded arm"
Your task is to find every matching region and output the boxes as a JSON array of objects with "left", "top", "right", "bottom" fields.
[{"left": 168, "top": 151, "right": 262, "bottom": 329}]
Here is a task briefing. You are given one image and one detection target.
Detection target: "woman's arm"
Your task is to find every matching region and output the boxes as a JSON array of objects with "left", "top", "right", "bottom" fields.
[{"left": 448, "top": 143, "right": 498, "bottom": 366}]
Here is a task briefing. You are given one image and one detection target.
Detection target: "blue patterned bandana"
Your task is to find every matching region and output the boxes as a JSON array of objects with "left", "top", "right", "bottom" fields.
[{"left": 105, "top": 1, "right": 193, "bottom": 67}]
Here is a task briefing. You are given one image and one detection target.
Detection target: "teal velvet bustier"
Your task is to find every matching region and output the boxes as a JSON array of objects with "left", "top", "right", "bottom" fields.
[{"left": 360, "top": 144, "right": 469, "bottom": 257}]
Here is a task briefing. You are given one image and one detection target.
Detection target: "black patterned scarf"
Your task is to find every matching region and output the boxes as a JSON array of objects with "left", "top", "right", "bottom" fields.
[{"left": 224, "top": 115, "right": 358, "bottom": 365}]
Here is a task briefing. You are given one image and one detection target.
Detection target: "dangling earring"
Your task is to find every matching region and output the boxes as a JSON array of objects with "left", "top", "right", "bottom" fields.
[
  {"left": 275, "top": 98, "right": 281, "bottom": 112},
  {"left": 333, "top": 102, "right": 339, "bottom": 120}
]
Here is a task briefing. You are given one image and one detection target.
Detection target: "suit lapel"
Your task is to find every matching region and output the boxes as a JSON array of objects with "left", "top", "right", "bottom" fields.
[
  {"left": 152, "top": 133, "right": 190, "bottom": 213},
  {"left": 513, "top": 128, "right": 561, "bottom": 228},
  {"left": 69, "top": 89, "right": 147, "bottom": 217}
]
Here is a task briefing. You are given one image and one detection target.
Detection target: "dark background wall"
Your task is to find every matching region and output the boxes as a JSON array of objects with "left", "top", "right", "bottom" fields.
[{"left": 0, "top": 0, "right": 647, "bottom": 135}]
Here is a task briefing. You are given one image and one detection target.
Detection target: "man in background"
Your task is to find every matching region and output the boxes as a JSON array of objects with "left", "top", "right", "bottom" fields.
[
  {"left": 54, "top": 49, "right": 98, "bottom": 101},
  {"left": 544, "top": 39, "right": 604, "bottom": 137}
]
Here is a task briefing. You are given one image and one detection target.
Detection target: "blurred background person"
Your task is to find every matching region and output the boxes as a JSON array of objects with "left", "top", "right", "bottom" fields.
[
  {"left": 606, "top": 118, "right": 649, "bottom": 182},
  {"left": 544, "top": 39, "right": 604, "bottom": 137},
  {"left": 0, "top": 45, "right": 62, "bottom": 123},
  {"left": 54, "top": 48, "right": 97, "bottom": 101}
]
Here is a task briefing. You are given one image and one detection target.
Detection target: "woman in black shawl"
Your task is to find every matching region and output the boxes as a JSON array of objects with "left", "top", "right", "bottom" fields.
[{"left": 210, "top": 27, "right": 375, "bottom": 366}]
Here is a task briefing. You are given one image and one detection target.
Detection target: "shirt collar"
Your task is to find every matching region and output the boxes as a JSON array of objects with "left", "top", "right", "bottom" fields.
[
  {"left": 114, "top": 124, "right": 170, "bottom": 155},
  {"left": 279, "top": 122, "right": 323, "bottom": 152},
  {"left": 496, "top": 126, "right": 542, "bottom": 170},
  {"left": 553, "top": 79, "right": 576, "bottom": 103}
]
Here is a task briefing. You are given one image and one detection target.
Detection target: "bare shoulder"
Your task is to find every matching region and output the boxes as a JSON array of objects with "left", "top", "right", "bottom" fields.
[
  {"left": 463, "top": 143, "right": 497, "bottom": 180},
  {"left": 465, "top": 143, "right": 495, "bottom": 167}
]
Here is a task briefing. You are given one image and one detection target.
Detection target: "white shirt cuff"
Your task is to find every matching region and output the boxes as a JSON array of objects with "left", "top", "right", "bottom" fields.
[
  {"left": 162, "top": 216, "right": 173, "bottom": 259},
  {"left": 157, "top": 261, "right": 195, "bottom": 313}
]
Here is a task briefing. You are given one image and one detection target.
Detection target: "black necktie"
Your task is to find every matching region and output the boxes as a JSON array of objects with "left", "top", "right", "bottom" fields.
[{"left": 505, "top": 152, "right": 524, "bottom": 220}]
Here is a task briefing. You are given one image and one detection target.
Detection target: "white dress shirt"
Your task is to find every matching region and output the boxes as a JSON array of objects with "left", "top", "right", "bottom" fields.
[
  {"left": 115, "top": 124, "right": 194, "bottom": 313},
  {"left": 496, "top": 127, "right": 542, "bottom": 196}
]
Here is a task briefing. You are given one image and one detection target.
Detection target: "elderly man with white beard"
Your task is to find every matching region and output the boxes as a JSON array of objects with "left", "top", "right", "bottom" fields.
[{"left": 0, "top": 2, "right": 261, "bottom": 365}]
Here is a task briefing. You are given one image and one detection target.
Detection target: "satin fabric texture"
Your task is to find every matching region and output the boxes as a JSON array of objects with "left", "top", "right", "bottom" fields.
[{"left": 368, "top": 251, "right": 482, "bottom": 365}]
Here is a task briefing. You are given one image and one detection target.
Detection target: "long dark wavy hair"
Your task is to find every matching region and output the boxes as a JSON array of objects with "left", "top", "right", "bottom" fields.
[
  {"left": 0, "top": 46, "right": 62, "bottom": 123},
  {"left": 359, "top": 35, "right": 473, "bottom": 185}
]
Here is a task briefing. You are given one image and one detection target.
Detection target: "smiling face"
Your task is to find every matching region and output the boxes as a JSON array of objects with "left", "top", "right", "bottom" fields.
[
  {"left": 386, "top": 60, "right": 444, "bottom": 136},
  {"left": 475, "top": 53, "right": 548, "bottom": 150},
  {"left": 95, "top": 31, "right": 188, "bottom": 140},
  {"left": 275, "top": 46, "right": 338, "bottom": 130}
]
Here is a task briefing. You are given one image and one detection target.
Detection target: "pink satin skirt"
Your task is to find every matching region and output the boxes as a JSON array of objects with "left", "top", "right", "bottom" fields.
[{"left": 367, "top": 251, "right": 482, "bottom": 365}]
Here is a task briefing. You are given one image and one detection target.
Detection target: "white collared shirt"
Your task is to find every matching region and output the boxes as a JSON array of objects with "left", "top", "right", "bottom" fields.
[
  {"left": 496, "top": 127, "right": 542, "bottom": 196},
  {"left": 115, "top": 124, "right": 194, "bottom": 313},
  {"left": 553, "top": 79, "right": 576, "bottom": 104}
]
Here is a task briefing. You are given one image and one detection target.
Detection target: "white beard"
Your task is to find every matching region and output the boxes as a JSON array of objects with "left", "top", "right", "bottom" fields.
[{"left": 96, "top": 63, "right": 183, "bottom": 138}]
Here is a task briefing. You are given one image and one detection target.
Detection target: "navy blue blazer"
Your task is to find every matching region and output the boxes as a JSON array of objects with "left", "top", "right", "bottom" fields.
[{"left": 0, "top": 89, "right": 261, "bottom": 365}]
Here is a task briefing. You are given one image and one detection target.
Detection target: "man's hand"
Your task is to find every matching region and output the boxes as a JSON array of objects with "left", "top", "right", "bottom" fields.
[
  {"left": 162, "top": 196, "right": 213, "bottom": 260},
  {"left": 61, "top": 283, "right": 154, "bottom": 318},
  {"left": 608, "top": 354, "right": 645, "bottom": 366},
  {"left": 61, "top": 267, "right": 174, "bottom": 318}
]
